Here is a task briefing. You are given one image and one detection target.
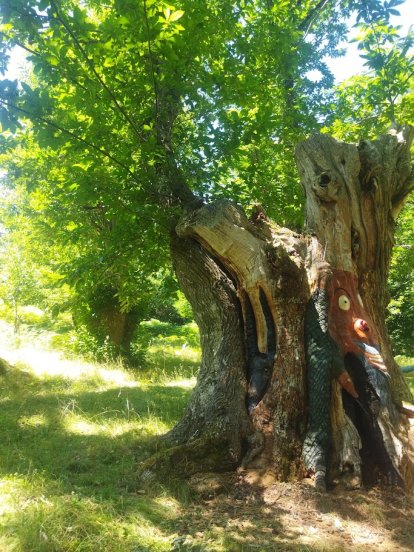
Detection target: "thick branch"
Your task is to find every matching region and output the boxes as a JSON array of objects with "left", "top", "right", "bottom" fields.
[
  {"left": 299, "top": 0, "right": 332, "bottom": 34},
  {"left": 177, "top": 201, "right": 273, "bottom": 291}
]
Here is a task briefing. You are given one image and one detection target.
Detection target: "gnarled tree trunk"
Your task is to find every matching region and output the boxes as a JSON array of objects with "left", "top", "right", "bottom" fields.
[{"left": 146, "top": 126, "right": 414, "bottom": 491}]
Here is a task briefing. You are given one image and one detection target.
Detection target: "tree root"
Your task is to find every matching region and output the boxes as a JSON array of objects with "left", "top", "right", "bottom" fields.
[{"left": 138, "top": 435, "right": 240, "bottom": 482}]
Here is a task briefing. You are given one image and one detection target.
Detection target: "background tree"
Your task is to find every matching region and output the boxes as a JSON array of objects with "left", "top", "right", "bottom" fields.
[
  {"left": 0, "top": 0, "right": 357, "bottom": 354},
  {"left": 0, "top": 130, "right": 172, "bottom": 359},
  {"left": 387, "top": 196, "right": 414, "bottom": 356}
]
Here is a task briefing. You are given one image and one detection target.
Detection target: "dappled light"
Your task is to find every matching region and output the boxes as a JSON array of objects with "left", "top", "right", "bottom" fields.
[
  {"left": 0, "top": 342, "right": 140, "bottom": 388},
  {"left": 0, "top": 328, "right": 412, "bottom": 551},
  {"left": 0, "top": 329, "right": 198, "bottom": 551}
]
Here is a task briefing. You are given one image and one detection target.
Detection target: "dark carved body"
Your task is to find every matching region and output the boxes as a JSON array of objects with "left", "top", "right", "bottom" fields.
[
  {"left": 343, "top": 353, "right": 403, "bottom": 486},
  {"left": 246, "top": 353, "right": 274, "bottom": 413},
  {"left": 245, "top": 288, "right": 276, "bottom": 413},
  {"left": 304, "top": 270, "right": 405, "bottom": 490},
  {"left": 302, "top": 289, "right": 332, "bottom": 490}
]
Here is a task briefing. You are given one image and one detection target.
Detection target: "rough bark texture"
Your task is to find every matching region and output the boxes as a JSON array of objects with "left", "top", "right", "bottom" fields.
[
  {"left": 145, "top": 127, "right": 414, "bottom": 491},
  {"left": 296, "top": 126, "right": 414, "bottom": 404},
  {"left": 167, "top": 234, "right": 249, "bottom": 471},
  {"left": 172, "top": 202, "right": 309, "bottom": 479}
]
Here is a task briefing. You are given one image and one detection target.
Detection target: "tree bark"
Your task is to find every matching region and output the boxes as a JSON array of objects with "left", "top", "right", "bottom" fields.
[
  {"left": 296, "top": 126, "right": 414, "bottom": 489},
  {"left": 146, "top": 127, "right": 414, "bottom": 491},
  {"left": 87, "top": 293, "right": 140, "bottom": 359},
  {"left": 165, "top": 234, "right": 250, "bottom": 470}
]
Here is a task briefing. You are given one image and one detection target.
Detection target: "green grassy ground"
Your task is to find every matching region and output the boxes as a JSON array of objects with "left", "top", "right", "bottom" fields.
[
  {"left": 396, "top": 355, "right": 414, "bottom": 396},
  {"left": 0, "top": 322, "right": 413, "bottom": 552},
  {"left": 0, "top": 323, "right": 200, "bottom": 552}
]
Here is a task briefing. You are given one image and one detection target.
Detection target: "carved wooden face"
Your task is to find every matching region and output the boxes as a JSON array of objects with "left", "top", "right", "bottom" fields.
[{"left": 327, "top": 270, "right": 387, "bottom": 374}]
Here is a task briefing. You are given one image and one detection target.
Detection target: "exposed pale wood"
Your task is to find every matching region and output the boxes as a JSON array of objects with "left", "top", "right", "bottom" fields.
[
  {"left": 176, "top": 200, "right": 273, "bottom": 291},
  {"left": 330, "top": 382, "right": 362, "bottom": 488},
  {"left": 296, "top": 134, "right": 361, "bottom": 273}
]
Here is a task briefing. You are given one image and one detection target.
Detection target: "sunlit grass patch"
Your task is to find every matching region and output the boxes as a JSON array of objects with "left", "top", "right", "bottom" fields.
[
  {"left": 0, "top": 445, "right": 184, "bottom": 551},
  {"left": 396, "top": 355, "right": 414, "bottom": 366},
  {"left": 146, "top": 342, "right": 200, "bottom": 383},
  {"left": 0, "top": 476, "right": 37, "bottom": 516},
  {"left": 2, "top": 489, "right": 178, "bottom": 552},
  {"left": 18, "top": 414, "right": 48, "bottom": 428},
  {"left": 1, "top": 346, "right": 140, "bottom": 389},
  {"left": 64, "top": 412, "right": 171, "bottom": 438},
  {"left": 139, "top": 319, "right": 201, "bottom": 382},
  {"left": 0, "top": 321, "right": 201, "bottom": 551}
]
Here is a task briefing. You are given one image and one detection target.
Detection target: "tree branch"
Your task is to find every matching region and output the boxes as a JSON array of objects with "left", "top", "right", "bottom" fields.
[
  {"left": 10, "top": 41, "right": 39, "bottom": 58},
  {"left": 0, "top": 98, "right": 136, "bottom": 178},
  {"left": 49, "top": 0, "right": 145, "bottom": 143},
  {"left": 143, "top": 0, "right": 160, "bottom": 143},
  {"left": 299, "top": 0, "right": 332, "bottom": 35},
  {"left": 0, "top": 100, "right": 191, "bottom": 208}
]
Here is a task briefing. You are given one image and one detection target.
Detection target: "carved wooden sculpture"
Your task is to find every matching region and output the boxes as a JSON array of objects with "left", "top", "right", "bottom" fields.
[
  {"left": 144, "top": 127, "right": 414, "bottom": 491},
  {"left": 297, "top": 127, "right": 414, "bottom": 490},
  {"left": 303, "top": 269, "right": 402, "bottom": 490}
]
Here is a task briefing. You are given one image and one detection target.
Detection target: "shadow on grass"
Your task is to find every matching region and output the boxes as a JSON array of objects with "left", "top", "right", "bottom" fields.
[
  {"left": 0, "top": 364, "right": 196, "bottom": 550},
  {"left": 309, "top": 486, "right": 414, "bottom": 552},
  {"left": 182, "top": 477, "right": 414, "bottom": 552},
  {"left": 2, "top": 364, "right": 413, "bottom": 552},
  {"left": 0, "top": 368, "right": 192, "bottom": 484}
]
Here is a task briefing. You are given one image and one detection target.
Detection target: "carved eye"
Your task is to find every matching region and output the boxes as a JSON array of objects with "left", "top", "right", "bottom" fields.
[
  {"left": 319, "top": 172, "right": 331, "bottom": 187},
  {"left": 338, "top": 295, "right": 351, "bottom": 311}
]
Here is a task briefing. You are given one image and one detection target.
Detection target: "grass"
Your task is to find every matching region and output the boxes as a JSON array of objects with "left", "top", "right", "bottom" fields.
[
  {"left": 0, "top": 322, "right": 413, "bottom": 551},
  {"left": 0, "top": 322, "right": 200, "bottom": 552},
  {"left": 396, "top": 355, "right": 414, "bottom": 395}
]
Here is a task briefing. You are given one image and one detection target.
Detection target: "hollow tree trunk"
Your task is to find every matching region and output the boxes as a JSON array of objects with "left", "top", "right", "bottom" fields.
[
  {"left": 296, "top": 126, "right": 414, "bottom": 490},
  {"left": 149, "top": 126, "right": 414, "bottom": 491}
]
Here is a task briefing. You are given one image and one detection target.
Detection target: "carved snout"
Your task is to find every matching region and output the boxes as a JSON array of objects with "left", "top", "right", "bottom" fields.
[{"left": 354, "top": 318, "right": 369, "bottom": 333}]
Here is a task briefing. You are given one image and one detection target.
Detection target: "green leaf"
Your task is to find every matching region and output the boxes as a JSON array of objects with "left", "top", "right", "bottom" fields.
[
  {"left": 169, "top": 10, "right": 184, "bottom": 22},
  {"left": 45, "top": 55, "right": 59, "bottom": 66},
  {"left": 21, "top": 82, "right": 33, "bottom": 94},
  {"left": 0, "top": 107, "right": 10, "bottom": 132}
]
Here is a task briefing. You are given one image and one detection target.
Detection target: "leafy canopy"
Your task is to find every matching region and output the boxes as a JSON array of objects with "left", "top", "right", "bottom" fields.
[{"left": 0, "top": 0, "right": 413, "bottom": 354}]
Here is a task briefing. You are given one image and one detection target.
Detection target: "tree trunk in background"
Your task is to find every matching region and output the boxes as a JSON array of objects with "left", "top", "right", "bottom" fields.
[
  {"left": 145, "top": 126, "right": 414, "bottom": 491},
  {"left": 90, "top": 296, "right": 140, "bottom": 359},
  {"left": 101, "top": 307, "right": 139, "bottom": 357}
]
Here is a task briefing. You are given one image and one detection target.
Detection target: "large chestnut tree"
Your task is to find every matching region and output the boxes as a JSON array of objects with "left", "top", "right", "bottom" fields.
[{"left": 1, "top": 0, "right": 413, "bottom": 489}]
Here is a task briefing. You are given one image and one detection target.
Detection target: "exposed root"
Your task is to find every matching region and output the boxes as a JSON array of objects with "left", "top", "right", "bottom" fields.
[{"left": 138, "top": 436, "right": 240, "bottom": 481}]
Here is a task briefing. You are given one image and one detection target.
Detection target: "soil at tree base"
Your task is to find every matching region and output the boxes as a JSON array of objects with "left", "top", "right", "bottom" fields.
[{"left": 179, "top": 470, "right": 414, "bottom": 551}]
